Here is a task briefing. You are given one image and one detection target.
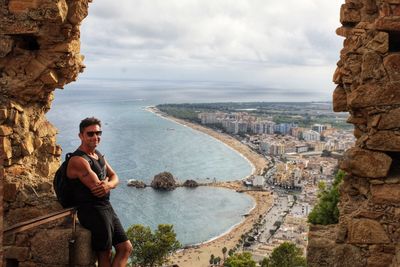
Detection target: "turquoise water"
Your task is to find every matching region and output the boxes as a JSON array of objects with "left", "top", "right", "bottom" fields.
[{"left": 47, "top": 79, "right": 254, "bottom": 245}]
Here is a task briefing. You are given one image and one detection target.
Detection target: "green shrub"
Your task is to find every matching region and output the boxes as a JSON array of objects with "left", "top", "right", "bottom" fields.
[
  {"left": 308, "top": 170, "right": 345, "bottom": 225},
  {"left": 261, "top": 242, "right": 306, "bottom": 267}
]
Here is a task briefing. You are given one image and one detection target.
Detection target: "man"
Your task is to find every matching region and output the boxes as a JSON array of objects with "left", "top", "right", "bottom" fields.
[{"left": 66, "top": 117, "right": 132, "bottom": 267}]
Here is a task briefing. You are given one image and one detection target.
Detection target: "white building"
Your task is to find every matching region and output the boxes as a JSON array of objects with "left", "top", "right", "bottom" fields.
[
  {"left": 253, "top": 176, "right": 265, "bottom": 187},
  {"left": 312, "top": 124, "right": 328, "bottom": 133},
  {"left": 199, "top": 113, "right": 219, "bottom": 124},
  {"left": 303, "top": 130, "right": 321, "bottom": 141}
]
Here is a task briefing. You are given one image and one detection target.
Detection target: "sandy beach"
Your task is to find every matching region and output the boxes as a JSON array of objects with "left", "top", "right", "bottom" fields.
[{"left": 146, "top": 106, "right": 273, "bottom": 267}]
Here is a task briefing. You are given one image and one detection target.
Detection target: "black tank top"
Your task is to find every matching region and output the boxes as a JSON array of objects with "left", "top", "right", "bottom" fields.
[{"left": 68, "top": 149, "right": 110, "bottom": 206}]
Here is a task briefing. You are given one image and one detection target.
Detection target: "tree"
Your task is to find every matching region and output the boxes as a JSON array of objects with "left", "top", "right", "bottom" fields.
[
  {"left": 224, "top": 252, "right": 256, "bottom": 267},
  {"left": 126, "top": 224, "right": 181, "bottom": 267},
  {"left": 228, "top": 249, "right": 235, "bottom": 257},
  {"left": 210, "top": 254, "right": 215, "bottom": 265},
  {"left": 266, "top": 242, "right": 306, "bottom": 267},
  {"left": 222, "top": 247, "right": 227, "bottom": 260},
  {"left": 214, "top": 256, "right": 221, "bottom": 265},
  {"left": 260, "top": 257, "right": 270, "bottom": 267},
  {"left": 308, "top": 170, "right": 345, "bottom": 225}
]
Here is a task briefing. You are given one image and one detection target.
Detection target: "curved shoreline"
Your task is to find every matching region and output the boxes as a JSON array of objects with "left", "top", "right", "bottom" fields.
[
  {"left": 145, "top": 106, "right": 267, "bottom": 176},
  {"left": 145, "top": 106, "right": 273, "bottom": 267}
]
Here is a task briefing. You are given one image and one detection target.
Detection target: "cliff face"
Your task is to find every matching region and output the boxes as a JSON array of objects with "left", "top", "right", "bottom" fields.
[
  {"left": 0, "top": 0, "right": 92, "bottom": 265},
  {"left": 307, "top": 1, "right": 400, "bottom": 266}
]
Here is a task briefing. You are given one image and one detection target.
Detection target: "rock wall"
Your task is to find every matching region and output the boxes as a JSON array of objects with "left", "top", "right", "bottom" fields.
[
  {"left": 0, "top": 0, "right": 94, "bottom": 265},
  {"left": 308, "top": 0, "right": 400, "bottom": 266}
]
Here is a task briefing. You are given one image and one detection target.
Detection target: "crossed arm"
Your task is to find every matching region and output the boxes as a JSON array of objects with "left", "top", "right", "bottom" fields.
[{"left": 67, "top": 156, "right": 119, "bottom": 197}]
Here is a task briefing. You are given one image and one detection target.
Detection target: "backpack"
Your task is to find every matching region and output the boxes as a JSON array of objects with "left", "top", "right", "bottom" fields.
[
  {"left": 53, "top": 153, "right": 75, "bottom": 208},
  {"left": 53, "top": 150, "right": 106, "bottom": 208}
]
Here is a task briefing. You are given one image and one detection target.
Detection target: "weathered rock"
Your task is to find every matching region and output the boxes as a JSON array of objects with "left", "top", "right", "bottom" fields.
[
  {"left": 366, "top": 131, "right": 400, "bottom": 151},
  {"left": 335, "top": 225, "right": 348, "bottom": 243},
  {"left": 334, "top": 244, "right": 365, "bottom": 267},
  {"left": 0, "top": 0, "right": 93, "bottom": 265},
  {"left": 347, "top": 82, "right": 400, "bottom": 108},
  {"left": 340, "top": 147, "right": 392, "bottom": 178},
  {"left": 21, "top": 135, "right": 34, "bottom": 156},
  {"left": 0, "top": 109, "right": 8, "bottom": 123},
  {"left": 378, "top": 108, "right": 400, "bottom": 129},
  {"left": 4, "top": 246, "right": 30, "bottom": 261},
  {"left": 340, "top": 3, "right": 361, "bottom": 25},
  {"left": 183, "top": 179, "right": 199, "bottom": 188},
  {"left": 0, "top": 137, "right": 13, "bottom": 159},
  {"left": 67, "top": 1, "right": 89, "bottom": 25},
  {"left": 367, "top": 252, "right": 395, "bottom": 267},
  {"left": 370, "top": 184, "right": 400, "bottom": 204},
  {"left": 361, "top": 51, "right": 385, "bottom": 81},
  {"left": 0, "top": 36, "right": 14, "bottom": 57},
  {"left": 376, "top": 17, "right": 400, "bottom": 31},
  {"left": 31, "top": 227, "right": 95, "bottom": 265},
  {"left": 307, "top": 225, "right": 337, "bottom": 267},
  {"left": 127, "top": 180, "right": 146, "bottom": 188},
  {"left": 332, "top": 86, "right": 348, "bottom": 112},
  {"left": 8, "top": 0, "right": 40, "bottom": 14},
  {"left": 0, "top": 126, "right": 13, "bottom": 136},
  {"left": 151, "top": 172, "right": 177, "bottom": 190},
  {"left": 4, "top": 183, "right": 19, "bottom": 202},
  {"left": 348, "top": 219, "right": 390, "bottom": 244},
  {"left": 384, "top": 54, "right": 400, "bottom": 82},
  {"left": 365, "top": 31, "right": 389, "bottom": 54}
]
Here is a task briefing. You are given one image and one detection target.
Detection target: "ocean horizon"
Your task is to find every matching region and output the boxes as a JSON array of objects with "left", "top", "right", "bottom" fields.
[{"left": 47, "top": 79, "right": 256, "bottom": 245}]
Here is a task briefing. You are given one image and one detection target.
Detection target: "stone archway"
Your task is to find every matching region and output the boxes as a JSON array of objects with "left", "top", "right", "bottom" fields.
[{"left": 1, "top": 0, "right": 400, "bottom": 266}]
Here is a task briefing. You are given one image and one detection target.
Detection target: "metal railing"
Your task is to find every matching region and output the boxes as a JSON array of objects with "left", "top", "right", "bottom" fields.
[{"left": 4, "top": 207, "right": 77, "bottom": 267}]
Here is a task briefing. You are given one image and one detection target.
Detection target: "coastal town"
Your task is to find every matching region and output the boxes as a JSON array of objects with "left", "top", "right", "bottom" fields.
[
  {"left": 199, "top": 109, "right": 353, "bottom": 260},
  {"left": 150, "top": 103, "right": 355, "bottom": 266}
]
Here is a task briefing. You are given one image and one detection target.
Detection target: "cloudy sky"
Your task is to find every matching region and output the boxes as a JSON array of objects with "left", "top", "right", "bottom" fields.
[{"left": 77, "top": 1, "right": 344, "bottom": 101}]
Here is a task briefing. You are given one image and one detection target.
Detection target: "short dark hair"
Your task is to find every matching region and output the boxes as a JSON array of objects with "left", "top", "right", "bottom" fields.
[{"left": 79, "top": 117, "right": 101, "bottom": 133}]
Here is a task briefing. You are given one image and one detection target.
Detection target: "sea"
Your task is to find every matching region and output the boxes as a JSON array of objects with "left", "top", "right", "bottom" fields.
[{"left": 47, "top": 78, "right": 255, "bottom": 245}]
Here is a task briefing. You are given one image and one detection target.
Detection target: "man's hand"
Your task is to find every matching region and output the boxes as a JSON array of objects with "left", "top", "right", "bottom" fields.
[{"left": 91, "top": 178, "right": 112, "bottom": 197}]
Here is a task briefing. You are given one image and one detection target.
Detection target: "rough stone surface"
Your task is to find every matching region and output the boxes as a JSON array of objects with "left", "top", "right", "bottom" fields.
[
  {"left": 307, "top": 225, "right": 337, "bottom": 267},
  {"left": 4, "top": 246, "right": 30, "bottom": 261},
  {"left": 310, "top": 3, "right": 400, "bottom": 263},
  {"left": 383, "top": 54, "right": 400, "bottom": 81},
  {"left": 347, "top": 82, "right": 400, "bottom": 108},
  {"left": 31, "top": 227, "right": 95, "bottom": 265},
  {"left": 366, "top": 131, "right": 400, "bottom": 151},
  {"left": 0, "top": 0, "right": 93, "bottom": 265},
  {"left": 332, "top": 86, "right": 348, "bottom": 112},
  {"left": 127, "top": 179, "right": 146, "bottom": 188},
  {"left": 348, "top": 219, "right": 390, "bottom": 244},
  {"left": 378, "top": 108, "right": 400, "bottom": 129},
  {"left": 182, "top": 179, "right": 199, "bottom": 188},
  {"left": 307, "top": 224, "right": 367, "bottom": 267},
  {"left": 0, "top": 167, "right": 3, "bottom": 265},
  {"left": 370, "top": 184, "right": 400, "bottom": 204},
  {"left": 340, "top": 147, "right": 392, "bottom": 178}
]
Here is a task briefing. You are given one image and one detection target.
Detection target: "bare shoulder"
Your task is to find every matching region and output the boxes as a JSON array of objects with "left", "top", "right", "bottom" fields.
[
  {"left": 69, "top": 155, "right": 89, "bottom": 167},
  {"left": 67, "top": 155, "right": 91, "bottom": 179}
]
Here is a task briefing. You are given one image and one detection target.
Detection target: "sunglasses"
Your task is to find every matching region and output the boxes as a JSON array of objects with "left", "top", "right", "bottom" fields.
[{"left": 86, "top": 131, "right": 102, "bottom": 137}]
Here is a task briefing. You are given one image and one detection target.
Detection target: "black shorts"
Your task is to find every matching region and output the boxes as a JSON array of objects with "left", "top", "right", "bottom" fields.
[{"left": 77, "top": 203, "right": 128, "bottom": 251}]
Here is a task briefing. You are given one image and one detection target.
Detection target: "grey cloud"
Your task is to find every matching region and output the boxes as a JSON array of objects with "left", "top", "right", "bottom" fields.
[{"left": 79, "top": 0, "right": 343, "bottom": 91}]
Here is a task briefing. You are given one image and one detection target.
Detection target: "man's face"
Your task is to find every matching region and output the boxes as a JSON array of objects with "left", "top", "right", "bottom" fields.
[{"left": 79, "top": 124, "right": 102, "bottom": 149}]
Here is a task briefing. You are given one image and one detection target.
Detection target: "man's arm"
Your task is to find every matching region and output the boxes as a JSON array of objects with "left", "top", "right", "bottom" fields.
[
  {"left": 90, "top": 159, "right": 119, "bottom": 197},
  {"left": 67, "top": 156, "right": 102, "bottom": 193}
]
